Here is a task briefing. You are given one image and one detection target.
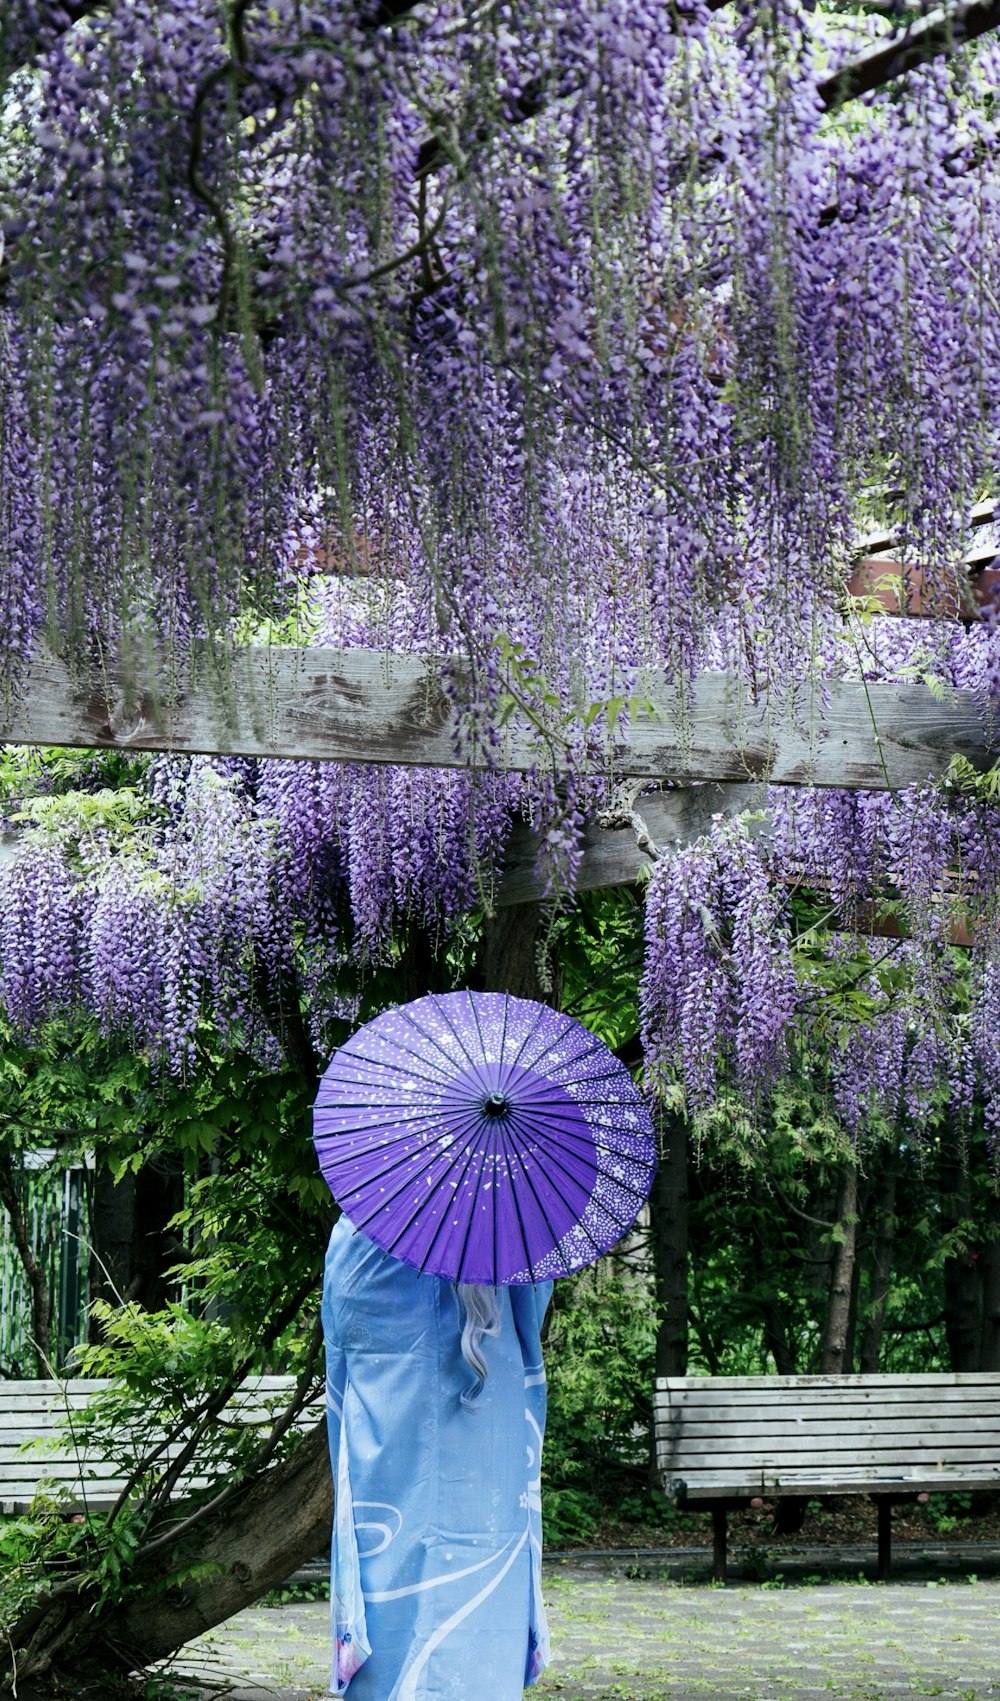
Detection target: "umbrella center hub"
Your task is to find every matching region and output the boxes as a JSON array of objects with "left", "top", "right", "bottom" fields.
[{"left": 482, "top": 1092, "right": 511, "bottom": 1120}]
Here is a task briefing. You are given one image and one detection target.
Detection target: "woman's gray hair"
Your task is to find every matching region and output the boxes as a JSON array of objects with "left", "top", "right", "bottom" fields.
[{"left": 456, "top": 1283, "right": 501, "bottom": 1411}]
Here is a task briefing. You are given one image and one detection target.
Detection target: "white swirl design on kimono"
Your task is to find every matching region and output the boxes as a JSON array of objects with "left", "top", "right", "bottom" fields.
[{"left": 352, "top": 1501, "right": 403, "bottom": 1557}]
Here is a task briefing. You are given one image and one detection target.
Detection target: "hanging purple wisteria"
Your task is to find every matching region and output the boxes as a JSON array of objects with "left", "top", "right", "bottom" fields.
[
  {"left": 0, "top": 753, "right": 525, "bottom": 1071},
  {"left": 2, "top": 732, "right": 1000, "bottom": 1135},
  {"left": 0, "top": 1, "right": 999, "bottom": 751},
  {"left": 640, "top": 777, "right": 1000, "bottom": 1135}
]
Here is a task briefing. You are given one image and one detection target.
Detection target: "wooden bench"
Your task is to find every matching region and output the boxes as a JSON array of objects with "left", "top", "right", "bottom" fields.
[
  {"left": 0, "top": 1377, "right": 324, "bottom": 1515},
  {"left": 656, "top": 1372, "right": 1000, "bottom": 1581}
]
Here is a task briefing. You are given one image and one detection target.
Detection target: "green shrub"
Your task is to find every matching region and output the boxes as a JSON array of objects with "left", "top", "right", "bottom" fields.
[{"left": 542, "top": 1486, "right": 603, "bottom": 1547}]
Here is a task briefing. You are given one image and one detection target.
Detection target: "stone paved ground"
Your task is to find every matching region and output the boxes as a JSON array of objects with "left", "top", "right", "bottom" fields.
[{"left": 165, "top": 1554, "right": 1000, "bottom": 1701}]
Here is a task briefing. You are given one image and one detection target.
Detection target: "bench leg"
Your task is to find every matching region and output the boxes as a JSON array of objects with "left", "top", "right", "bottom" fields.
[
  {"left": 877, "top": 1498, "right": 892, "bottom": 1581},
  {"left": 712, "top": 1505, "right": 728, "bottom": 1583}
]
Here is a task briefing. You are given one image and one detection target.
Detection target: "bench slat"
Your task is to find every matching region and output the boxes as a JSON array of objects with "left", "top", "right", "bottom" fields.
[
  {"left": 0, "top": 1377, "right": 297, "bottom": 1394},
  {"left": 659, "top": 1456, "right": 993, "bottom": 1483},
  {"left": 675, "top": 1472, "right": 998, "bottom": 1498},
  {"left": 671, "top": 1463, "right": 1000, "bottom": 1481},
  {"left": 657, "top": 1417, "right": 1000, "bottom": 1442},
  {"left": 657, "top": 1399, "right": 1000, "bottom": 1418},
  {"left": 657, "top": 1373, "right": 1000, "bottom": 1390},
  {"left": 657, "top": 1428, "right": 1000, "bottom": 1451},
  {"left": 0, "top": 1377, "right": 304, "bottom": 1412},
  {"left": 658, "top": 1391, "right": 1000, "bottom": 1407}
]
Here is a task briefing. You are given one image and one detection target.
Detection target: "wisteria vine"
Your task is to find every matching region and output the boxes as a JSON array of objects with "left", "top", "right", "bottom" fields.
[{"left": 3, "top": 4, "right": 1000, "bottom": 1132}]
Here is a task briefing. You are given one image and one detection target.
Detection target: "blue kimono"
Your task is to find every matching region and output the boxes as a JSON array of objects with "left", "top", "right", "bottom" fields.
[{"left": 321, "top": 1215, "right": 552, "bottom": 1700}]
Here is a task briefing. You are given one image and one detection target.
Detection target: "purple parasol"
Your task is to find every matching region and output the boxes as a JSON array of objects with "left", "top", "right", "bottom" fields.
[{"left": 312, "top": 990, "right": 656, "bottom": 1285}]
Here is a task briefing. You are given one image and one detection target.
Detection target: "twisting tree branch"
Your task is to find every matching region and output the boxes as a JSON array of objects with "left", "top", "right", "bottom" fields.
[
  {"left": 137, "top": 1309, "right": 325, "bottom": 1558},
  {"left": 818, "top": 0, "right": 1000, "bottom": 109},
  {"left": 186, "top": 60, "right": 244, "bottom": 329}
]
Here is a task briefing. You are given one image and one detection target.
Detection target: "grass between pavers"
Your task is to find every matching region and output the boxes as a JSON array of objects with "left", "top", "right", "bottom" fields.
[{"left": 163, "top": 1577, "right": 1000, "bottom": 1701}]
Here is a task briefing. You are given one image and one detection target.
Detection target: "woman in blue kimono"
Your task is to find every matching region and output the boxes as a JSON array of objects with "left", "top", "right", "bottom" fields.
[{"left": 322, "top": 1213, "right": 552, "bottom": 1700}]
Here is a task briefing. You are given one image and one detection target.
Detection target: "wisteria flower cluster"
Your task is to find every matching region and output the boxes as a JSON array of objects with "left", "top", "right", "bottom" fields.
[
  {"left": 0, "top": 754, "right": 520, "bottom": 1071},
  {"left": 641, "top": 779, "right": 1000, "bottom": 1136},
  {"left": 641, "top": 818, "right": 798, "bottom": 1110}
]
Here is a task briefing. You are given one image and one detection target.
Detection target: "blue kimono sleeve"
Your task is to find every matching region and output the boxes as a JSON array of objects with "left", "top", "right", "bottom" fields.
[{"left": 324, "top": 1292, "right": 372, "bottom": 1692}]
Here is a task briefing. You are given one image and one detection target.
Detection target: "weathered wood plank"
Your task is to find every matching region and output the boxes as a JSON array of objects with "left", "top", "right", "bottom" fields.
[
  {"left": 673, "top": 1462, "right": 1000, "bottom": 1476},
  {"left": 657, "top": 1399, "right": 1000, "bottom": 1419},
  {"left": 661, "top": 1423, "right": 1000, "bottom": 1443},
  {"left": 657, "top": 1390, "right": 1000, "bottom": 1409},
  {"left": 660, "top": 1445, "right": 1000, "bottom": 1468},
  {"left": 1, "top": 648, "right": 994, "bottom": 789},
  {"left": 1, "top": 1482, "right": 216, "bottom": 1513},
  {"left": 657, "top": 1373, "right": 1000, "bottom": 1388},
  {"left": 657, "top": 1417, "right": 1000, "bottom": 1442},
  {"left": 0, "top": 1379, "right": 109, "bottom": 1395},
  {"left": 0, "top": 1375, "right": 298, "bottom": 1403},
  {"left": 669, "top": 1464, "right": 1000, "bottom": 1482}
]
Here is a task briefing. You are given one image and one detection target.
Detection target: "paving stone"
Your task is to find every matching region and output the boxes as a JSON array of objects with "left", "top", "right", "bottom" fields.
[{"left": 165, "top": 1568, "right": 1000, "bottom": 1701}]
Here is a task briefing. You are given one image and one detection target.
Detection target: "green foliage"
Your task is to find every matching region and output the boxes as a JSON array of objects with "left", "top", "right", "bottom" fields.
[
  {"left": 65, "top": 1296, "right": 313, "bottom": 1504},
  {"left": 942, "top": 754, "right": 1000, "bottom": 804},
  {"left": 116, "top": 1050, "right": 330, "bottom": 1349},
  {"left": 616, "top": 1486, "right": 677, "bottom": 1529},
  {"left": 0, "top": 1509, "right": 80, "bottom": 1625},
  {"left": 561, "top": 886, "right": 644, "bottom": 1053},
  {"left": 922, "top": 1492, "right": 973, "bottom": 1535},
  {"left": 0, "top": 744, "right": 150, "bottom": 804},
  {"left": 0, "top": 1284, "right": 319, "bottom": 1635},
  {"left": 0, "top": 1495, "right": 169, "bottom": 1628},
  {"left": 543, "top": 1486, "right": 604, "bottom": 1546},
  {"left": 0, "top": 1014, "right": 150, "bottom": 1156},
  {"left": 76, "top": 1298, "right": 241, "bottom": 1402},
  {"left": 545, "top": 1261, "right": 657, "bottom": 1468},
  {"left": 494, "top": 635, "right": 658, "bottom": 770},
  {"left": 259, "top": 1576, "right": 331, "bottom": 1606},
  {"left": 542, "top": 1258, "right": 657, "bottom": 1542}
]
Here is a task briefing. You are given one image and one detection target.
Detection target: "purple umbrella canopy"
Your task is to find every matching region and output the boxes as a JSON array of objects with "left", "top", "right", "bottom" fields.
[{"left": 312, "top": 990, "right": 656, "bottom": 1285}]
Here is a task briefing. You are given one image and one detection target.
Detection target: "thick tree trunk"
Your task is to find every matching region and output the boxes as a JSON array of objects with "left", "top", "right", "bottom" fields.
[
  {"left": 750, "top": 1179, "right": 798, "bottom": 1376},
  {"left": 844, "top": 1229, "right": 862, "bottom": 1373},
  {"left": 0, "top": 1145, "right": 54, "bottom": 1375},
  {"left": 89, "top": 1158, "right": 186, "bottom": 1337},
  {"left": 980, "top": 1187, "right": 1000, "bottom": 1372},
  {"left": 940, "top": 1116, "right": 981, "bottom": 1372},
  {"left": 651, "top": 1109, "right": 688, "bottom": 1380},
  {"left": 4, "top": 1420, "right": 333, "bottom": 1696},
  {"left": 820, "top": 1162, "right": 858, "bottom": 1374},
  {"left": 481, "top": 901, "right": 559, "bottom": 1003},
  {"left": 88, "top": 1165, "right": 138, "bottom": 1319},
  {"left": 859, "top": 1146, "right": 898, "bottom": 1375}
]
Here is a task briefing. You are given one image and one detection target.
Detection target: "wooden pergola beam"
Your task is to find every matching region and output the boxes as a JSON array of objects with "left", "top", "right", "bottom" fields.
[
  {"left": 496, "top": 784, "right": 767, "bottom": 905},
  {"left": 817, "top": 0, "right": 1000, "bottom": 110},
  {"left": 1, "top": 646, "right": 993, "bottom": 790}
]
